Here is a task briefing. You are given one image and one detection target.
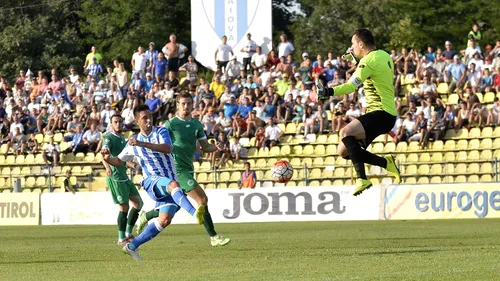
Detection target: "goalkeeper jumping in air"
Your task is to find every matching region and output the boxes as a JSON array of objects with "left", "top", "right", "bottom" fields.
[{"left": 316, "top": 28, "right": 401, "bottom": 196}]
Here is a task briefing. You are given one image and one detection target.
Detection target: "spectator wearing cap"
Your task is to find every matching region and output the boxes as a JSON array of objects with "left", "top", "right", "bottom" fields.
[
  {"left": 445, "top": 55, "right": 466, "bottom": 93},
  {"left": 322, "top": 60, "right": 336, "bottom": 84},
  {"left": 215, "top": 35, "right": 234, "bottom": 73},
  {"left": 93, "top": 80, "right": 107, "bottom": 103},
  {"left": 131, "top": 46, "right": 147, "bottom": 76},
  {"left": 86, "top": 57, "right": 103, "bottom": 82},
  {"left": 267, "top": 50, "right": 280, "bottom": 69},
  {"left": 100, "top": 103, "right": 116, "bottom": 132},
  {"left": 243, "top": 75, "right": 259, "bottom": 89},
  {"left": 251, "top": 46, "right": 267, "bottom": 72},
  {"left": 144, "top": 73, "right": 154, "bottom": 93},
  {"left": 240, "top": 33, "right": 257, "bottom": 71},
  {"left": 84, "top": 46, "right": 102, "bottom": 70},
  {"left": 179, "top": 55, "right": 198, "bottom": 85},
  {"left": 277, "top": 34, "right": 295, "bottom": 58},
  {"left": 442, "top": 41, "right": 457, "bottom": 63},
  {"left": 146, "top": 42, "right": 159, "bottom": 73},
  {"left": 225, "top": 55, "right": 243, "bottom": 80},
  {"left": 210, "top": 75, "right": 225, "bottom": 99}
]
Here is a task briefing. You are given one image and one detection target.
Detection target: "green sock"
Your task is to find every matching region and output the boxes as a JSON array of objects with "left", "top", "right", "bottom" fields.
[
  {"left": 126, "top": 208, "right": 140, "bottom": 235},
  {"left": 145, "top": 209, "right": 159, "bottom": 221},
  {"left": 203, "top": 206, "right": 217, "bottom": 237},
  {"left": 117, "top": 211, "right": 127, "bottom": 241}
]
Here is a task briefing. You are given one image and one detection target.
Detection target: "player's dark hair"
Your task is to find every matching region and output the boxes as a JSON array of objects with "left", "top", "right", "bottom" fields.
[
  {"left": 176, "top": 92, "right": 193, "bottom": 103},
  {"left": 110, "top": 114, "right": 122, "bottom": 122},
  {"left": 354, "top": 28, "right": 375, "bottom": 47},
  {"left": 133, "top": 104, "right": 150, "bottom": 118}
]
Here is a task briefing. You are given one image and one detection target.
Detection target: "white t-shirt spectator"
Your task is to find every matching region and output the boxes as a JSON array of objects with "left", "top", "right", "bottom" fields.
[
  {"left": 260, "top": 71, "right": 271, "bottom": 87},
  {"left": 220, "top": 92, "right": 232, "bottom": 105},
  {"left": 240, "top": 39, "right": 257, "bottom": 58},
  {"left": 265, "top": 125, "right": 282, "bottom": 141},
  {"left": 122, "top": 108, "right": 135, "bottom": 124},
  {"left": 467, "top": 70, "right": 481, "bottom": 87},
  {"left": 216, "top": 44, "right": 233, "bottom": 62},
  {"left": 45, "top": 143, "right": 60, "bottom": 156},
  {"left": 101, "top": 109, "right": 116, "bottom": 126},
  {"left": 278, "top": 42, "right": 295, "bottom": 58},
  {"left": 132, "top": 52, "right": 148, "bottom": 72},
  {"left": 230, "top": 141, "right": 242, "bottom": 154},
  {"left": 10, "top": 122, "right": 24, "bottom": 136},
  {"left": 403, "top": 119, "right": 416, "bottom": 134},
  {"left": 253, "top": 105, "right": 264, "bottom": 119},
  {"left": 69, "top": 74, "right": 79, "bottom": 84},
  {"left": 83, "top": 129, "right": 101, "bottom": 143},
  {"left": 106, "top": 89, "right": 123, "bottom": 102},
  {"left": 251, "top": 53, "right": 267, "bottom": 69},
  {"left": 28, "top": 102, "right": 40, "bottom": 113},
  {"left": 468, "top": 59, "right": 483, "bottom": 72},
  {"left": 346, "top": 108, "right": 362, "bottom": 121}
]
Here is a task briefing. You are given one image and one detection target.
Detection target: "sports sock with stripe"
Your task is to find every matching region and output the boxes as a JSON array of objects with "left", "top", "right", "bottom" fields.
[{"left": 129, "top": 219, "right": 163, "bottom": 250}]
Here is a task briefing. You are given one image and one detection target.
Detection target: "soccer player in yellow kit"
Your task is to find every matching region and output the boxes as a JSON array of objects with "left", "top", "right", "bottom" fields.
[{"left": 316, "top": 29, "right": 401, "bottom": 196}]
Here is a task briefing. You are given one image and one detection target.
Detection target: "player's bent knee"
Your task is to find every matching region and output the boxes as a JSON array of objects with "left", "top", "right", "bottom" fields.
[
  {"left": 119, "top": 203, "right": 130, "bottom": 212},
  {"left": 157, "top": 215, "right": 172, "bottom": 228},
  {"left": 167, "top": 181, "right": 180, "bottom": 193}
]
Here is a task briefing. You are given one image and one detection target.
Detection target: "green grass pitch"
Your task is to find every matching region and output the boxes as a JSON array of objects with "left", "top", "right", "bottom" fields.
[{"left": 1, "top": 220, "right": 499, "bottom": 281}]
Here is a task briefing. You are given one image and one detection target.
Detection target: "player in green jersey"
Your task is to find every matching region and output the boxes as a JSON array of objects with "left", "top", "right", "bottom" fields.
[
  {"left": 101, "top": 115, "right": 143, "bottom": 244},
  {"left": 316, "top": 29, "right": 401, "bottom": 196},
  {"left": 137, "top": 92, "right": 231, "bottom": 247}
]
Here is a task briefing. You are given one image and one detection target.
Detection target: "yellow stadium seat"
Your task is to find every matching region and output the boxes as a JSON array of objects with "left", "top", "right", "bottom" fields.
[
  {"left": 6, "top": 155, "right": 15, "bottom": 164},
  {"left": 417, "top": 177, "right": 429, "bottom": 184},
  {"left": 332, "top": 179, "right": 344, "bottom": 186},
  {"left": 396, "top": 142, "right": 408, "bottom": 152},
  {"left": 480, "top": 174, "right": 493, "bottom": 182},
  {"left": 406, "top": 165, "right": 417, "bottom": 175},
  {"left": 293, "top": 135, "right": 305, "bottom": 144},
  {"left": 475, "top": 92, "right": 484, "bottom": 103},
  {"left": 431, "top": 153, "right": 443, "bottom": 162},
  {"left": 383, "top": 142, "right": 396, "bottom": 153},
  {"left": 15, "top": 155, "right": 25, "bottom": 164},
  {"left": 447, "top": 93, "right": 459, "bottom": 104},
  {"left": 418, "top": 164, "right": 430, "bottom": 175},
  {"left": 309, "top": 168, "right": 322, "bottom": 179},
  {"left": 419, "top": 153, "right": 431, "bottom": 162},
  {"left": 255, "top": 159, "right": 266, "bottom": 168},
  {"left": 74, "top": 153, "right": 84, "bottom": 161},
  {"left": 315, "top": 135, "right": 328, "bottom": 144},
  {"left": 72, "top": 166, "right": 82, "bottom": 175},
  {"left": 408, "top": 142, "right": 420, "bottom": 152},
  {"left": 133, "top": 175, "right": 142, "bottom": 184},
  {"left": 34, "top": 154, "right": 44, "bottom": 164},
  {"left": 429, "top": 164, "right": 442, "bottom": 175},
  {"left": 468, "top": 150, "right": 479, "bottom": 161},
  {"left": 334, "top": 167, "right": 345, "bottom": 178},
  {"left": 25, "top": 154, "right": 35, "bottom": 164},
  {"left": 314, "top": 145, "right": 325, "bottom": 155},
  {"left": 370, "top": 178, "right": 380, "bottom": 185},
  {"left": 280, "top": 145, "right": 291, "bottom": 156},
  {"left": 327, "top": 134, "right": 339, "bottom": 144},
  {"left": 285, "top": 123, "right": 297, "bottom": 134},
  {"left": 493, "top": 127, "right": 500, "bottom": 138},
  {"left": 324, "top": 156, "right": 335, "bottom": 165},
  {"left": 227, "top": 182, "right": 238, "bottom": 188},
  {"left": 84, "top": 153, "right": 95, "bottom": 162},
  {"left": 483, "top": 92, "right": 496, "bottom": 103},
  {"left": 468, "top": 128, "right": 481, "bottom": 138},
  {"left": 370, "top": 143, "right": 384, "bottom": 154},
  {"left": 292, "top": 145, "right": 303, "bottom": 155},
  {"left": 277, "top": 123, "right": 285, "bottom": 133},
  {"left": 286, "top": 181, "right": 297, "bottom": 187},
  {"left": 373, "top": 135, "right": 386, "bottom": 143},
  {"left": 456, "top": 151, "right": 467, "bottom": 161},
  {"left": 205, "top": 183, "right": 216, "bottom": 189},
  {"left": 326, "top": 144, "right": 336, "bottom": 155},
  {"left": 65, "top": 153, "right": 75, "bottom": 162},
  {"left": 405, "top": 177, "right": 417, "bottom": 184},
  {"left": 444, "top": 163, "right": 454, "bottom": 174},
  {"left": 322, "top": 169, "right": 333, "bottom": 178},
  {"left": 431, "top": 140, "right": 444, "bottom": 151},
  {"left": 0, "top": 178, "right": 6, "bottom": 189},
  {"left": 313, "top": 158, "right": 323, "bottom": 167},
  {"left": 395, "top": 154, "right": 406, "bottom": 163},
  {"left": 480, "top": 138, "right": 492, "bottom": 150},
  {"left": 406, "top": 153, "right": 419, "bottom": 163},
  {"left": 266, "top": 158, "right": 278, "bottom": 167},
  {"left": 0, "top": 155, "right": 5, "bottom": 165},
  {"left": 321, "top": 180, "right": 332, "bottom": 186},
  {"left": 468, "top": 139, "right": 480, "bottom": 150},
  {"left": 480, "top": 163, "right": 492, "bottom": 174},
  {"left": 493, "top": 138, "right": 500, "bottom": 149},
  {"left": 22, "top": 188, "right": 31, "bottom": 193},
  {"left": 455, "top": 163, "right": 467, "bottom": 174},
  {"left": 0, "top": 144, "right": 8, "bottom": 154},
  {"left": 335, "top": 157, "right": 347, "bottom": 165},
  {"left": 197, "top": 173, "right": 208, "bottom": 183},
  {"left": 263, "top": 170, "right": 272, "bottom": 180},
  {"left": 2, "top": 167, "right": 10, "bottom": 175},
  {"left": 480, "top": 150, "right": 492, "bottom": 160},
  {"left": 262, "top": 181, "right": 273, "bottom": 187},
  {"left": 430, "top": 176, "right": 441, "bottom": 184},
  {"left": 269, "top": 146, "right": 280, "bottom": 156},
  {"left": 444, "top": 152, "right": 455, "bottom": 161},
  {"left": 481, "top": 127, "right": 493, "bottom": 138},
  {"left": 20, "top": 167, "right": 31, "bottom": 175},
  {"left": 258, "top": 147, "right": 269, "bottom": 157},
  {"left": 31, "top": 166, "right": 41, "bottom": 175},
  {"left": 437, "top": 83, "right": 449, "bottom": 94},
  {"left": 444, "top": 130, "right": 457, "bottom": 139},
  {"left": 444, "top": 139, "right": 455, "bottom": 150},
  {"left": 200, "top": 162, "right": 211, "bottom": 170},
  {"left": 305, "top": 133, "right": 317, "bottom": 143},
  {"left": 35, "top": 134, "right": 44, "bottom": 144},
  {"left": 82, "top": 166, "right": 92, "bottom": 175},
  {"left": 290, "top": 158, "right": 301, "bottom": 167},
  {"left": 217, "top": 183, "right": 228, "bottom": 189},
  {"left": 12, "top": 167, "right": 21, "bottom": 175},
  {"left": 25, "top": 177, "right": 36, "bottom": 188},
  {"left": 303, "top": 145, "right": 314, "bottom": 155},
  {"left": 219, "top": 172, "right": 230, "bottom": 181},
  {"left": 309, "top": 180, "right": 320, "bottom": 187},
  {"left": 456, "top": 129, "right": 469, "bottom": 139},
  {"left": 456, "top": 139, "right": 468, "bottom": 150},
  {"left": 230, "top": 172, "right": 241, "bottom": 182},
  {"left": 468, "top": 175, "right": 479, "bottom": 183},
  {"left": 302, "top": 158, "right": 312, "bottom": 167}
]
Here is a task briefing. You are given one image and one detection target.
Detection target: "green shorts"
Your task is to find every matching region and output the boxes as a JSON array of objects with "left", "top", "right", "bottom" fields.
[
  {"left": 106, "top": 177, "right": 140, "bottom": 205},
  {"left": 176, "top": 171, "right": 199, "bottom": 193}
]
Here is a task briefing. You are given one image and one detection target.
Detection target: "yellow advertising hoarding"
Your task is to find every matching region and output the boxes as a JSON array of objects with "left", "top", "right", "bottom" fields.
[{"left": 0, "top": 193, "right": 40, "bottom": 225}]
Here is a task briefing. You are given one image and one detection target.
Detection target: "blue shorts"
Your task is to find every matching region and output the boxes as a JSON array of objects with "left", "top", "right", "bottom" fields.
[{"left": 143, "top": 176, "right": 180, "bottom": 215}]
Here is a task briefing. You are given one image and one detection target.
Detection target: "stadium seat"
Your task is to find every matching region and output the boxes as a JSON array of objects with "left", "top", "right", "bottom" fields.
[
  {"left": 262, "top": 181, "right": 274, "bottom": 187},
  {"left": 313, "top": 157, "right": 323, "bottom": 167},
  {"left": 263, "top": 170, "right": 272, "bottom": 180},
  {"left": 437, "top": 83, "right": 449, "bottom": 94},
  {"left": 383, "top": 142, "right": 396, "bottom": 153},
  {"left": 335, "top": 157, "right": 347, "bottom": 165},
  {"left": 431, "top": 140, "right": 444, "bottom": 150},
  {"left": 419, "top": 153, "right": 431, "bottom": 162},
  {"left": 467, "top": 150, "right": 480, "bottom": 161},
  {"left": 11, "top": 167, "right": 21, "bottom": 175},
  {"left": 314, "top": 145, "right": 326, "bottom": 155},
  {"left": 255, "top": 158, "right": 266, "bottom": 168},
  {"left": 333, "top": 168, "right": 345, "bottom": 178},
  {"left": 25, "top": 154, "right": 35, "bottom": 164},
  {"left": 327, "top": 134, "right": 339, "bottom": 144},
  {"left": 326, "top": 145, "right": 336, "bottom": 155},
  {"left": 405, "top": 177, "right": 417, "bottom": 184},
  {"left": 34, "top": 154, "right": 45, "bottom": 164},
  {"left": 204, "top": 183, "right": 215, "bottom": 189},
  {"left": 475, "top": 92, "right": 484, "bottom": 103},
  {"left": 291, "top": 146, "right": 303, "bottom": 155},
  {"left": 484, "top": 92, "right": 495, "bottom": 103},
  {"left": 321, "top": 180, "right": 332, "bottom": 186},
  {"left": 480, "top": 174, "right": 493, "bottom": 182},
  {"left": 197, "top": 173, "right": 208, "bottom": 183},
  {"left": 405, "top": 165, "right": 417, "bottom": 175},
  {"left": 72, "top": 166, "right": 82, "bottom": 175},
  {"left": 309, "top": 180, "right": 320, "bottom": 187},
  {"left": 431, "top": 153, "right": 443, "bottom": 162},
  {"left": 370, "top": 178, "right": 380, "bottom": 185},
  {"left": 493, "top": 138, "right": 500, "bottom": 149},
  {"left": 429, "top": 164, "right": 442, "bottom": 175},
  {"left": 406, "top": 153, "right": 418, "bottom": 163},
  {"left": 6, "top": 155, "right": 15, "bottom": 164},
  {"left": 20, "top": 167, "right": 31, "bottom": 175},
  {"left": 332, "top": 179, "right": 344, "bottom": 186},
  {"left": 417, "top": 164, "right": 430, "bottom": 175},
  {"left": 408, "top": 142, "right": 420, "bottom": 152},
  {"left": 230, "top": 172, "right": 241, "bottom": 182},
  {"left": 396, "top": 142, "right": 408, "bottom": 152},
  {"left": 370, "top": 143, "right": 384, "bottom": 154},
  {"left": 305, "top": 134, "right": 317, "bottom": 143},
  {"left": 456, "top": 151, "right": 467, "bottom": 161},
  {"left": 482, "top": 127, "right": 493, "bottom": 138},
  {"left": 200, "top": 162, "right": 211, "bottom": 171},
  {"left": 417, "top": 177, "right": 429, "bottom": 184},
  {"left": 1, "top": 167, "right": 10, "bottom": 175},
  {"left": 480, "top": 163, "right": 492, "bottom": 174},
  {"left": 269, "top": 146, "right": 280, "bottom": 156},
  {"left": 444, "top": 152, "right": 455, "bottom": 162},
  {"left": 468, "top": 128, "right": 481, "bottom": 139},
  {"left": 480, "top": 150, "right": 492, "bottom": 160},
  {"left": 444, "top": 163, "right": 454, "bottom": 174},
  {"left": 455, "top": 163, "right": 467, "bottom": 174},
  {"left": 280, "top": 145, "right": 291, "bottom": 156},
  {"left": 25, "top": 177, "right": 36, "bottom": 188},
  {"left": 290, "top": 158, "right": 301, "bottom": 168},
  {"left": 324, "top": 156, "right": 335, "bottom": 165},
  {"left": 219, "top": 172, "right": 230, "bottom": 182},
  {"left": 302, "top": 158, "right": 313, "bottom": 167},
  {"left": 456, "top": 139, "right": 468, "bottom": 150},
  {"left": 455, "top": 129, "right": 468, "bottom": 139},
  {"left": 468, "top": 139, "right": 480, "bottom": 150},
  {"left": 480, "top": 139, "right": 493, "bottom": 150},
  {"left": 309, "top": 168, "right": 322, "bottom": 179},
  {"left": 395, "top": 154, "right": 406, "bottom": 163},
  {"left": 258, "top": 147, "right": 269, "bottom": 157},
  {"left": 447, "top": 93, "right": 459, "bottom": 104},
  {"left": 286, "top": 181, "right": 297, "bottom": 187},
  {"left": 64, "top": 153, "right": 75, "bottom": 162},
  {"left": 468, "top": 175, "right": 479, "bottom": 183},
  {"left": 293, "top": 135, "right": 305, "bottom": 144},
  {"left": 430, "top": 176, "right": 441, "bottom": 184},
  {"left": 321, "top": 169, "right": 333, "bottom": 178},
  {"left": 303, "top": 145, "right": 314, "bottom": 155},
  {"left": 285, "top": 123, "right": 296, "bottom": 134},
  {"left": 315, "top": 135, "right": 328, "bottom": 144}
]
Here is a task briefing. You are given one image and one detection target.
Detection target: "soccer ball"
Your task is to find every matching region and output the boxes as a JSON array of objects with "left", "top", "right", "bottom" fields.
[{"left": 271, "top": 160, "right": 294, "bottom": 183}]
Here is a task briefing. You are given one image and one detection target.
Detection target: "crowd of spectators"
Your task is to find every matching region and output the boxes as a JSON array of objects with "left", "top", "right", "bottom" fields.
[{"left": 0, "top": 25, "right": 499, "bottom": 169}]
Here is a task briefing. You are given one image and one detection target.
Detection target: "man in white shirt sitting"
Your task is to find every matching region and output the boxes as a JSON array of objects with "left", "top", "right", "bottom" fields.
[
  {"left": 263, "top": 118, "right": 283, "bottom": 148},
  {"left": 43, "top": 136, "right": 61, "bottom": 166}
]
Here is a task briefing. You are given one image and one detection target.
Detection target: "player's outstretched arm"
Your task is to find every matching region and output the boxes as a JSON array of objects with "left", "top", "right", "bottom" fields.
[
  {"left": 199, "top": 139, "right": 218, "bottom": 153},
  {"left": 128, "top": 138, "right": 172, "bottom": 154},
  {"left": 102, "top": 153, "right": 125, "bottom": 168}
]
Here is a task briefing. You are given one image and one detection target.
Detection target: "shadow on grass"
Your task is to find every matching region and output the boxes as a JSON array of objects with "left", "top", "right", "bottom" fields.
[{"left": 358, "top": 249, "right": 442, "bottom": 256}]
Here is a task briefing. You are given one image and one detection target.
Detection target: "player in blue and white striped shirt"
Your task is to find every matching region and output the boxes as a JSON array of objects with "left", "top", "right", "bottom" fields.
[{"left": 103, "top": 104, "right": 206, "bottom": 260}]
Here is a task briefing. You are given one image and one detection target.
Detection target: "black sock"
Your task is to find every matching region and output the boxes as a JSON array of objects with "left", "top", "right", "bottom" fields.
[
  {"left": 203, "top": 206, "right": 217, "bottom": 237},
  {"left": 342, "top": 136, "right": 367, "bottom": 179},
  {"left": 342, "top": 136, "right": 388, "bottom": 178},
  {"left": 146, "top": 209, "right": 159, "bottom": 221},
  {"left": 126, "top": 208, "right": 140, "bottom": 234}
]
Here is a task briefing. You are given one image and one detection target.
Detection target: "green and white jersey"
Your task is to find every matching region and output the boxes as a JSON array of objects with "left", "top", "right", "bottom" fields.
[
  {"left": 102, "top": 132, "right": 129, "bottom": 181},
  {"left": 164, "top": 116, "right": 206, "bottom": 173}
]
